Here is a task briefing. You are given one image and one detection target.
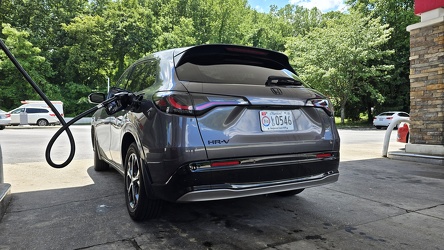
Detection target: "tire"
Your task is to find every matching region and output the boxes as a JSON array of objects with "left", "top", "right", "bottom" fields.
[
  {"left": 275, "top": 189, "right": 305, "bottom": 197},
  {"left": 375, "top": 126, "right": 382, "bottom": 130},
  {"left": 37, "top": 119, "right": 49, "bottom": 126},
  {"left": 0, "top": 125, "right": 4, "bottom": 130},
  {"left": 125, "top": 142, "right": 162, "bottom": 221},
  {"left": 93, "top": 135, "right": 109, "bottom": 171}
]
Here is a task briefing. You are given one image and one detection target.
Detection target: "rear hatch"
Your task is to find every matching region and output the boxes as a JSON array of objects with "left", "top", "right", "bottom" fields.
[{"left": 173, "top": 45, "right": 337, "bottom": 160}]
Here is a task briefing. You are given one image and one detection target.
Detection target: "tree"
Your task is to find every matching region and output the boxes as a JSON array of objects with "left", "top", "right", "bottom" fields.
[
  {"left": 346, "top": 0, "right": 419, "bottom": 118},
  {"left": 0, "top": 23, "right": 55, "bottom": 109},
  {"left": 103, "top": 0, "right": 160, "bottom": 78},
  {"left": 286, "top": 11, "right": 394, "bottom": 123}
]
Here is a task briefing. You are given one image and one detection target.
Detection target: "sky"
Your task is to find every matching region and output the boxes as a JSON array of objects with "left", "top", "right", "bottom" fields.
[{"left": 247, "top": 0, "right": 348, "bottom": 13}]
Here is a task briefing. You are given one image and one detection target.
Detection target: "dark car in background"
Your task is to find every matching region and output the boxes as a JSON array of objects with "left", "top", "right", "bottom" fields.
[{"left": 89, "top": 44, "right": 340, "bottom": 221}]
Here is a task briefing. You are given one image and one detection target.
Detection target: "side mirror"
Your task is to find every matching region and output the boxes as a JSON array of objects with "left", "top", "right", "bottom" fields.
[{"left": 88, "top": 93, "right": 106, "bottom": 104}]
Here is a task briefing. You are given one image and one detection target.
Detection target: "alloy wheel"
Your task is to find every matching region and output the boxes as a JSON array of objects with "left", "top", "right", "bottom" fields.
[{"left": 126, "top": 153, "right": 140, "bottom": 210}]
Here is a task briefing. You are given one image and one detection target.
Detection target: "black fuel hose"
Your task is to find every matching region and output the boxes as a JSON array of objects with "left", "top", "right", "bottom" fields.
[
  {"left": 0, "top": 38, "right": 117, "bottom": 168},
  {"left": 45, "top": 97, "right": 119, "bottom": 168}
]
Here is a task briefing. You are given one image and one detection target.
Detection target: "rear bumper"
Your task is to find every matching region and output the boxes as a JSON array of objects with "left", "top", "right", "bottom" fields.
[
  {"left": 149, "top": 152, "right": 339, "bottom": 202},
  {"left": 177, "top": 171, "right": 338, "bottom": 202}
]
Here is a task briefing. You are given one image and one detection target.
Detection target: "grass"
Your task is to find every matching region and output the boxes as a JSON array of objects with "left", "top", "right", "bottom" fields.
[{"left": 334, "top": 116, "right": 373, "bottom": 129}]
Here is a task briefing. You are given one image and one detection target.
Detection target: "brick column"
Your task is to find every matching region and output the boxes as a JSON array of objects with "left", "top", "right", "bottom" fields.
[{"left": 408, "top": 16, "right": 444, "bottom": 145}]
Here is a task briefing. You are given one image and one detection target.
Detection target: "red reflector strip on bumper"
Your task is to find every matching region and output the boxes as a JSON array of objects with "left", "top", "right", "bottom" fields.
[
  {"left": 316, "top": 153, "right": 332, "bottom": 159},
  {"left": 211, "top": 161, "right": 240, "bottom": 167}
]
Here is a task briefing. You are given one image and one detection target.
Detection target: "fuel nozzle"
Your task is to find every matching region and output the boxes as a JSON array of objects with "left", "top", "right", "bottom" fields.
[{"left": 103, "top": 91, "right": 143, "bottom": 115}]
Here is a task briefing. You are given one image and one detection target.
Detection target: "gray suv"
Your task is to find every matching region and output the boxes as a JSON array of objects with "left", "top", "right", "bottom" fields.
[{"left": 90, "top": 44, "right": 340, "bottom": 221}]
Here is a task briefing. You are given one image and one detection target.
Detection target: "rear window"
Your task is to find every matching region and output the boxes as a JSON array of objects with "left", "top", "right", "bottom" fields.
[
  {"left": 26, "top": 108, "right": 48, "bottom": 113},
  {"left": 379, "top": 112, "right": 394, "bottom": 116},
  {"left": 175, "top": 50, "right": 299, "bottom": 85},
  {"left": 176, "top": 63, "right": 297, "bottom": 85}
]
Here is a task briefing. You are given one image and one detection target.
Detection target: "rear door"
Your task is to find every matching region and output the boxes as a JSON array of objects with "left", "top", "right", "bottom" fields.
[
  {"left": 26, "top": 108, "right": 51, "bottom": 124},
  {"left": 108, "top": 58, "right": 158, "bottom": 164}
]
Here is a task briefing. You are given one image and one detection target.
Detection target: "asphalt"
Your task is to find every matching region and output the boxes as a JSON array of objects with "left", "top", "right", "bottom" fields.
[{"left": 0, "top": 129, "right": 443, "bottom": 249}]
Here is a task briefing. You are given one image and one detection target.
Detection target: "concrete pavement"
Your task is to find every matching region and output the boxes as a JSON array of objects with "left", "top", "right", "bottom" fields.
[{"left": 0, "top": 129, "right": 443, "bottom": 249}]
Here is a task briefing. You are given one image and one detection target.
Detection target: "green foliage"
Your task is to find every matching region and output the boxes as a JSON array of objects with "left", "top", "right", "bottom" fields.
[
  {"left": 286, "top": 11, "right": 394, "bottom": 123},
  {"left": 0, "top": 0, "right": 418, "bottom": 118},
  {"left": 0, "top": 23, "right": 55, "bottom": 109},
  {"left": 346, "top": 0, "right": 419, "bottom": 120}
]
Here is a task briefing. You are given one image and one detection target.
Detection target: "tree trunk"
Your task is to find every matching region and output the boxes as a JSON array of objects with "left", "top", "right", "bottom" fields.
[{"left": 341, "top": 107, "right": 345, "bottom": 124}]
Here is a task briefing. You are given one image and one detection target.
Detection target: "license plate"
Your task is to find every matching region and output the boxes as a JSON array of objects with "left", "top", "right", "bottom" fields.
[{"left": 260, "top": 110, "right": 294, "bottom": 132}]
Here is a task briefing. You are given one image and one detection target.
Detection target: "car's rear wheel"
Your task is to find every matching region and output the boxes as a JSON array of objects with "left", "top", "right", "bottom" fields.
[
  {"left": 375, "top": 126, "right": 382, "bottom": 130},
  {"left": 37, "top": 119, "right": 49, "bottom": 126},
  {"left": 275, "top": 189, "right": 305, "bottom": 197},
  {"left": 93, "top": 135, "right": 109, "bottom": 171},
  {"left": 0, "top": 125, "right": 4, "bottom": 130},
  {"left": 125, "top": 142, "right": 162, "bottom": 221}
]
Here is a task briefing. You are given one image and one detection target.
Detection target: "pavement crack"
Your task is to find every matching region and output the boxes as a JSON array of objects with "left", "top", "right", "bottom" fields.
[
  {"left": 8, "top": 192, "right": 121, "bottom": 213},
  {"left": 74, "top": 238, "right": 141, "bottom": 250}
]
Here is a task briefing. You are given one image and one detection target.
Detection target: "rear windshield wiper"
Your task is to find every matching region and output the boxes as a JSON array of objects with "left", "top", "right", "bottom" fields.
[{"left": 265, "top": 76, "right": 302, "bottom": 86}]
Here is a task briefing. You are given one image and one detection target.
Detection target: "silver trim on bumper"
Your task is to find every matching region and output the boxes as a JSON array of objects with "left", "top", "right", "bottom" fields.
[{"left": 176, "top": 172, "right": 339, "bottom": 202}]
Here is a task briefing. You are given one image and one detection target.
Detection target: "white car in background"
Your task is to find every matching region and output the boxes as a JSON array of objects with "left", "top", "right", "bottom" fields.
[
  {"left": 0, "top": 109, "right": 10, "bottom": 130},
  {"left": 373, "top": 111, "right": 409, "bottom": 129},
  {"left": 7, "top": 107, "right": 59, "bottom": 126}
]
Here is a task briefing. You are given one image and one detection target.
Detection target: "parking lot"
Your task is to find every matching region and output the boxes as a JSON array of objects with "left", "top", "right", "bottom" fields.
[{"left": 0, "top": 126, "right": 443, "bottom": 249}]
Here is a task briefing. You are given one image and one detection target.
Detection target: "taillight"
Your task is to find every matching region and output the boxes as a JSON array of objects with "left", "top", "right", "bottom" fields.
[
  {"left": 386, "top": 117, "right": 393, "bottom": 120},
  {"left": 153, "top": 92, "right": 194, "bottom": 115},
  {"left": 6, "top": 114, "right": 10, "bottom": 118},
  {"left": 153, "top": 91, "right": 249, "bottom": 116},
  {"left": 49, "top": 113, "right": 56, "bottom": 116},
  {"left": 307, "top": 98, "right": 334, "bottom": 116},
  {"left": 192, "top": 94, "right": 249, "bottom": 115}
]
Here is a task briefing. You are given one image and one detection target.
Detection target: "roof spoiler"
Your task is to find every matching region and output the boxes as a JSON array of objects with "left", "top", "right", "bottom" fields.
[{"left": 174, "top": 44, "right": 296, "bottom": 74}]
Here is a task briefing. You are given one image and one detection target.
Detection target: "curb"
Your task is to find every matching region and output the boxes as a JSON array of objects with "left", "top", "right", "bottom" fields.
[
  {"left": 0, "top": 183, "right": 11, "bottom": 221},
  {"left": 388, "top": 151, "right": 444, "bottom": 165},
  {"left": 0, "top": 144, "right": 12, "bottom": 221}
]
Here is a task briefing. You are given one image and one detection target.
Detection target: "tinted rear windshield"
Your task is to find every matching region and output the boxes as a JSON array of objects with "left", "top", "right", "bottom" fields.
[{"left": 176, "top": 59, "right": 299, "bottom": 85}]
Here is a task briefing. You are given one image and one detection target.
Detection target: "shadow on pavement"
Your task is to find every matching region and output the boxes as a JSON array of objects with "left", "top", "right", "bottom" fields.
[{"left": 0, "top": 157, "right": 443, "bottom": 250}]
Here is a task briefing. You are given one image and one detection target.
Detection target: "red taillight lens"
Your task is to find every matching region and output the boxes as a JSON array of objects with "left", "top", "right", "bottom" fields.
[
  {"left": 386, "top": 117, "right": 393, "bottom": 120},
  {"left": 6, "top": 114, "right": 10, "bottom": 118},
  {"left": 49, "top": 113, "right": 56, "bottom": 116},
  {"left": 153, "top": 92, "right": 194, "bottom": 115},
  {"left": 307, "top": 98, "right": 334, "bottom": 116},
  {"left": 153, "top": 91, "right": 249, "bottom": 116}
]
